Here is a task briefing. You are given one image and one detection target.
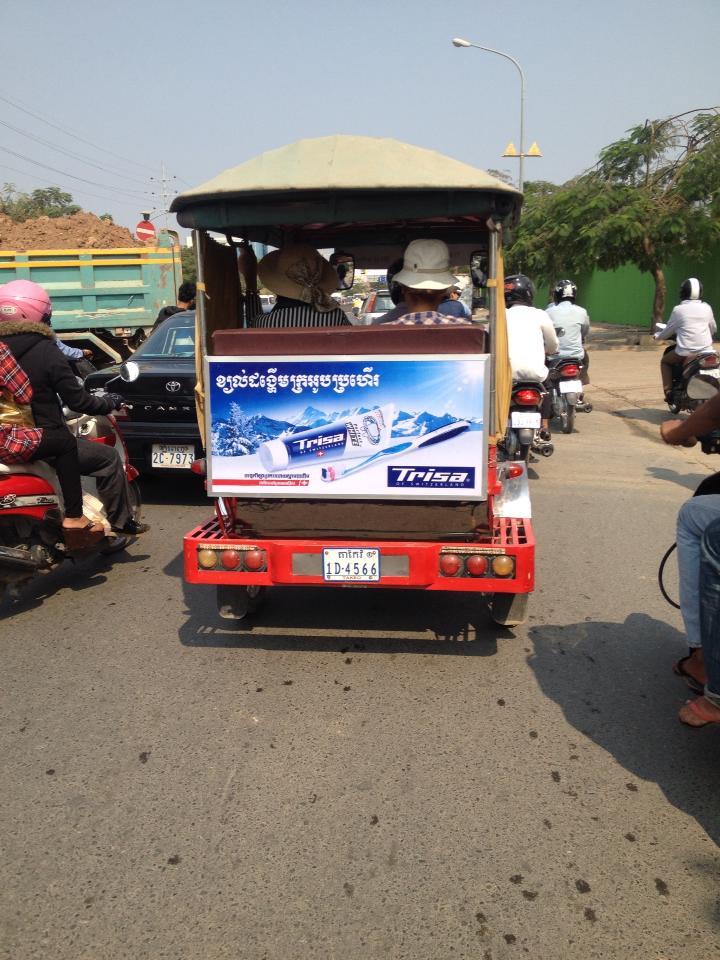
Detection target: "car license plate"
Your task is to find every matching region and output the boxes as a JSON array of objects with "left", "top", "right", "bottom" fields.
[
  {"left": 322, "top": 548, "right": 380, "bottom": 582},
  {"left": 559, "top": 379, "right": 582, "bottom": 394},
  {"left": 151, "top": 443, "right": 194, "bottom": 469},
  {"left": 511, "top": 411, "right": 541, "bottom": 428}
]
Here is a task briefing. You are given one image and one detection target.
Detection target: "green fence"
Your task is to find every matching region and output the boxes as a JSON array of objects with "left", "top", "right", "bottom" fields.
[{"left": 568, "top": 243, "right": 720, "bottom": 327}]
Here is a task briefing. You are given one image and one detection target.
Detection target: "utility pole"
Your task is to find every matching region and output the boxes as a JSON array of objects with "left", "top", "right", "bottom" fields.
[{"left": 149, "top": 162, "right": 176, "bottom": 226}]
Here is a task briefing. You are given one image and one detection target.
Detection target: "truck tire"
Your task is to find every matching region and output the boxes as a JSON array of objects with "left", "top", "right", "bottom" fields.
[
  {"left": 490, "top": 592, "right": 528, "bottom": 627},
  {"left": 216, "top": 584, "right": 265, "bottom": 620}
]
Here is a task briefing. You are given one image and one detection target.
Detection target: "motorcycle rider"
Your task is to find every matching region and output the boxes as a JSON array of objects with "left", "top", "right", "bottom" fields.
[
  {"left": 0, "top": 280, "right": 149, "bottom": 542},
  {"left": 546, "top": 279, "right": 590, "bottom": 368},
  {"left": 655, "top": 277, "right": 716, "bottom": 402},
  {"left": 504, "top": 274, "right": 559, "bottom": 437}
]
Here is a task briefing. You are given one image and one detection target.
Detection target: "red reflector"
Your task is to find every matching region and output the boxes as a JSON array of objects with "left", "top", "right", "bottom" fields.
[
  {"left": 507, "top": 463, "right": 524, "bottom": 479},
  {"left": 466, "top": 555, "right": 488, "bottom": 577},
  {"left": 439, "top": 553, "right": 462, "bottom": 576},
  {"left": 244, "top": 549, "right": 266, "bottom": 571},
  {"left": 221, "top": 550, "right": 242, "bottom": 570},
  {"left": 190, "top": 458, "right": 207, "bottom": 476},
  {"left": 92, "top": 433, "right": 117, "bottom": 446},
  {"left": 561, "top": 364, "right": 579, "bottom": 377},
  {"left": 514, "top": 389, "right": 541, "bottom": 405}
]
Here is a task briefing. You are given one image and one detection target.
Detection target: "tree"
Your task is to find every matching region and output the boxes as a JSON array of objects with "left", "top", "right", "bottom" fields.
[
  {"left": 0, "top": 183, "right": 80, "bottom": 221},
  {"left": 180, "top": 246, "right": 197, "bottom": 283},
  {"left": 507, "top": 109, "right": 720, "bottom": 327}
]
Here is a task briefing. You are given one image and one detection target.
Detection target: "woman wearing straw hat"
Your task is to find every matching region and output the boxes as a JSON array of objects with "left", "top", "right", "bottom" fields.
[{"left": 253, "top": 245, "right": 351, "bottom": 328}]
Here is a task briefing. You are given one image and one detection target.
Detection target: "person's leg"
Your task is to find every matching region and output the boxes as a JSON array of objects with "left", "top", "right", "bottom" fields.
[
  {"left": 678, "top": 517, "right": 720, "bottom": 725},
  {"left": 676, "top": 495, "right": 720, "bottom": 664},
  {"left": 661, "top": 348, "right": 682, "bottom": 395},
  {"left": 75, "top": 436, "right": 132, "bottom": 530}
]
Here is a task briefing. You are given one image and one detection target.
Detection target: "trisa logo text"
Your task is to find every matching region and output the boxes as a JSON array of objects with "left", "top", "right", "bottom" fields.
[{"left": 387, "top": 466, "right": 475, "bottom": 488}]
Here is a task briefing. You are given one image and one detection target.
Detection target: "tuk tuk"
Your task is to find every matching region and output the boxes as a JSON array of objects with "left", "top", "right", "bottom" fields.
[{"left": 171, "top": 135, "right": 534, "bottom": 627}]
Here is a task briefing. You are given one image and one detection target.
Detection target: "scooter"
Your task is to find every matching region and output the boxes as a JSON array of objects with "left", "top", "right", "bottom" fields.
[
  {"left": 656, "top": 325, "right": 720, "bottom": 413},
  {"left": 0, "top": 364, "right": 141, "bottom": 601},
  {"left": 546, "top": 357, "right": 587, "bottom": 434},
  {"left": 500, "top": 380, "right": 554, "bottom": 463}
]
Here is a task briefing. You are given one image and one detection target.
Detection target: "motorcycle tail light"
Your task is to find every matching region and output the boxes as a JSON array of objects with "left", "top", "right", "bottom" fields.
[
  {"left": 221, "top": 549, "right": 242, "bottom": 570},
  {"left": 506, "top": 464, "right": 524, "bottom": 479},
  {"left": 243, "top": 549, "right": 267, "bottom": 571},
  {"left": 492, "top": 556, "right": 515, "bottom": 577},
  {"left": 439, "top": 553, "right": 462, "bottom": 576},
  {"left": 514, "top": 389, "right": 541, "bottom": 405},
  {"left": 561, "top": 364, "right": 580, "bottom": 377},
  {"left": 700, "top": 355, "right": 719, "bottom": 368}
]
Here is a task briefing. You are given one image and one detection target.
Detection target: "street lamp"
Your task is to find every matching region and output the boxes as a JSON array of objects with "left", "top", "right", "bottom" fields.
[{"left": 451, "top": 37, "right": 540, "bottom": 192}]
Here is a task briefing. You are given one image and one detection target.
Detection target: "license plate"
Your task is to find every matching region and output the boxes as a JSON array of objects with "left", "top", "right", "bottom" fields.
[
  {"left": 151, "top": 443, "right": 194, "bottom": 468},
  {"left": 322, "top": 548, "right": 380, "bottom": 582},
  {"left": 702, "top": 368, "right": 720, "bottom": 379},
  {"left": 511, "top": 411, "right": 541, "bottom": 428},
  {"left": 559, "top": 379, "right": 582, "bottom": 394}
]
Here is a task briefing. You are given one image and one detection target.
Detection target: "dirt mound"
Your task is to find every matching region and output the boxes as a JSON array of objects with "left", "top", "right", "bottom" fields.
[{"left": 0, "top": 212, "right": 143, "bottom": 251}]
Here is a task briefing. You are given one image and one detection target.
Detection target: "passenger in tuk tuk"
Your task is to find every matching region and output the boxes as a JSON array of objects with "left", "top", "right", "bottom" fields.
[
  {"left": 386, "top": 240, "right": 471, "bottom": 326},
  {"left": 372, "top": 257, "right": 407, "bottom": 325},
  {"left": 252, "top": 245, "right": 351, "bottom": 328}
]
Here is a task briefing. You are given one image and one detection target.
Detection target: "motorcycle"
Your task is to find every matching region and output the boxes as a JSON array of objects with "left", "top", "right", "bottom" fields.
[
  {"left": 657, "top": 325, "right": 720, "bottom": 413},
  {"left": 0, "top": 364, "right": 141, "bottom": 601},
  {"left": 546, "top": 356, "right": 589, "bottom": 434},
  {"left": 501, "top": 379, "right": 554, "bottom": 463}
]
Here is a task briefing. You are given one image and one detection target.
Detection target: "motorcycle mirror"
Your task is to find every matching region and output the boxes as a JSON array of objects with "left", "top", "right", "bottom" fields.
[
  {"left": 119, "top": 360, "right": 140, "bottom": 383},
  {"left": 330, "top": 250, "right": 355, "bottom": 291}
]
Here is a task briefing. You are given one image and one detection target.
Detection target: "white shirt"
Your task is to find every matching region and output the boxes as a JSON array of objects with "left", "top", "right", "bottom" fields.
[
  {"left": 655, "top": 299, "right": 716, "bottom": 356},
  {"left": 506, "top": 304, "right": 559, "bottom": 380},
  {"left": 546, "top": 301, "right": 590, "bottom": 359}
]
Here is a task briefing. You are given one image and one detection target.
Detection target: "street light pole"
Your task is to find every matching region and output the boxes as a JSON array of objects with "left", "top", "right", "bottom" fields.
[{"left": 452, "top": 37, "right": 528, "bottom": 192}]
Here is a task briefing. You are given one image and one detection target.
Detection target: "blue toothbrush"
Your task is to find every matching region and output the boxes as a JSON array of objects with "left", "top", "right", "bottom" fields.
[{"left": 321, "top": 420, "right": 471, "bottom": 482}]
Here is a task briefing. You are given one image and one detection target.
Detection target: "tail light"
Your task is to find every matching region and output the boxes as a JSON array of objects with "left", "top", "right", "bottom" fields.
[
  {"left": 244, "top": 549, "right": 267, "bottom": 571},
  {"left": 700, "top": 354, "right": 719, "bottom": 368},
  {"left": 439, "top": 553, "right": 462, "bottom": 576},
  {"left": 190, "top": 458, "right": 207, "bottom": 476},
  {"left": 560, "top": 364, "right": 580, "bottom": 377},
  {"left": 466, "top": 555, "right": 488, "bottom": 577},
  {"left": 220, "top": 550, "right": 243, "bottom": 570},
  {"left": 514, "top": 388, "right": 541, "bottom": 406}
]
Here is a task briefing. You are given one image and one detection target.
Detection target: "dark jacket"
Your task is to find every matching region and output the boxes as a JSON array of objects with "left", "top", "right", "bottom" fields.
[{"left": 0, "top": 320, "right": 115, "bottom": 430}]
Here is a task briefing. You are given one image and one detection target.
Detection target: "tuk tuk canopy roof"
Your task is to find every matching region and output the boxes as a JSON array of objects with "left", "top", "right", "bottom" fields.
[{"left": 170, "top": 136, "right": 522, "bottom": 242}]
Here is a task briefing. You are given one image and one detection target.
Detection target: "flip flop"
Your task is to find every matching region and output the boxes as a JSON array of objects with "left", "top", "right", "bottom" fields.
[
  {"left": 62, "top": 519, "right": 106, "bottom": 553},
  {"left": 673, "top": 654, "right": 706, "bottom": 694},
  {"left": 679, "top": 696, "right": 720, "bottom": 728}
]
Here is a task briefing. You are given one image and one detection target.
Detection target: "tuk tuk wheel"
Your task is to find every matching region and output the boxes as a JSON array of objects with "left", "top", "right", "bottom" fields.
[
  {"left": 217, "top": 584, "right": 265, "bottom": 620},
  {"left": 490, "top": 592, "right": 528, "bottom": 627}
]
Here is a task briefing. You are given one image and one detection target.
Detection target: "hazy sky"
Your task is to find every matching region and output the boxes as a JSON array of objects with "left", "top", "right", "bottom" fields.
[{"left": 2, "top": 0, "right": 719, "bottom": 232}]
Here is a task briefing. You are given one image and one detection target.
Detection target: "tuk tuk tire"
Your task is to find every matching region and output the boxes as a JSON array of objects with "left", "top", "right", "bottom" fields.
[
  {"left": 490, "top": 592, "right": 528, "bottom": 627},
  {"left": 217, "top": 584, "right": 265, "bottom": 620}
]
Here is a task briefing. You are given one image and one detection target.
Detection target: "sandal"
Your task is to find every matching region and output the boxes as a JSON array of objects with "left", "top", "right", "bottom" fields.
[
  {"left": 62, "top": 519, "right": 106, "bottom": 552},
  {"left": 673, "top": 654, "right": 706, "bottom": 694},
  {"left": 679, "top": 696, "right": 720, "bottom": 727}
]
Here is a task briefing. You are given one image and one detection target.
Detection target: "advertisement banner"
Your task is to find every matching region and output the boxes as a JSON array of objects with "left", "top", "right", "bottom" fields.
[{"left": 206, "top": 353, "right": 488, "bottom": 500}]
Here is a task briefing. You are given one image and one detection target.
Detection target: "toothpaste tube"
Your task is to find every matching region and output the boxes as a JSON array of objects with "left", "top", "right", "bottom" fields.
[{"left": 257, "top": 403, "right": 395, "bottom": 472}]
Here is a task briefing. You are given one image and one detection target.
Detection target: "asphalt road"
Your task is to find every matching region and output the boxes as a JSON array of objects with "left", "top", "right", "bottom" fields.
[{"left": 2, "top": 348, "right": 719, "bottom": 960}]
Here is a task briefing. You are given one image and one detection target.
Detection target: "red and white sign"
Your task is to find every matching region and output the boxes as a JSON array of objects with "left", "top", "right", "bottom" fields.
[{"left": 135, "top": 219, "right": 157, "bottom": 243}]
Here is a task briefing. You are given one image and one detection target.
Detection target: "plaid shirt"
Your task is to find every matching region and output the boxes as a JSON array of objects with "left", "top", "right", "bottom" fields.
[
  {"left": 0, "top": 341, "right": 42, "bottom": 463},
  {"left": 390, "top": 311, "right": 472, "bottom": 326}
]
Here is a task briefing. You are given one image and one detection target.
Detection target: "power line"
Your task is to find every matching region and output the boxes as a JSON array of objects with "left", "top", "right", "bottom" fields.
[
  {"left": 0, "top": 91, "right": 158, "bottom": 175},
  {"left": 0, "top": 117, "right": 149, "bottom": 185},
  {"left": 0, "top": 145, "right": 150, "bottom": 200},
  {"left": 0, "top": 161, "right": 145, "bottom": 209}
]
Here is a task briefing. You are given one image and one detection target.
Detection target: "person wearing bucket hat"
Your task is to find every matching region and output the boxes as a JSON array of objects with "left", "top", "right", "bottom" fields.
[
  {"left": 253, "top": 245, "right": 351, "bottom": 328},
  {"left": 387, "top": 240, "right": 470, "bottom": 326}
]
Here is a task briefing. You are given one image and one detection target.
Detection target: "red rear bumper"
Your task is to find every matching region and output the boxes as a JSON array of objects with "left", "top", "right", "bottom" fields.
[{"left": 183, "top": 516, "right": 534, "bottom": 594}]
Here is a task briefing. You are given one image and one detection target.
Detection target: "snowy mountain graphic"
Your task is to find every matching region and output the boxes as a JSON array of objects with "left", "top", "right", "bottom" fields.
[{"left": 211, "top": 402, "right": 482, "bottom": 458}]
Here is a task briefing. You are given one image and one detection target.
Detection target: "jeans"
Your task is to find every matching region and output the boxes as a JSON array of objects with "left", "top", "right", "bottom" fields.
[
  {"left": 700, "top": 517, "right": 720, "bottom": 706},
  {"left": 676, "top": 494, "right": 720, "bottom": 648}
]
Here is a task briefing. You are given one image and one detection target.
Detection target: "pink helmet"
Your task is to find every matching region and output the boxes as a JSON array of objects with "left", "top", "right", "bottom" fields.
[{"left": 0, "top": 279, "right": 53, "bottom": 325}]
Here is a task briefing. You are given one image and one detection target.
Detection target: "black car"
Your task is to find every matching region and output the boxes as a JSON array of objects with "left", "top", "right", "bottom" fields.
[{"left": 85, "top": 311, "right": 202, "bottom": 474}]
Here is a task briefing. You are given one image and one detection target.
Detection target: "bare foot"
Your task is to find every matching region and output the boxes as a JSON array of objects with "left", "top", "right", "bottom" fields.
[{"left": 679, "top": 696, "right": 720, "bottom": 727}]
